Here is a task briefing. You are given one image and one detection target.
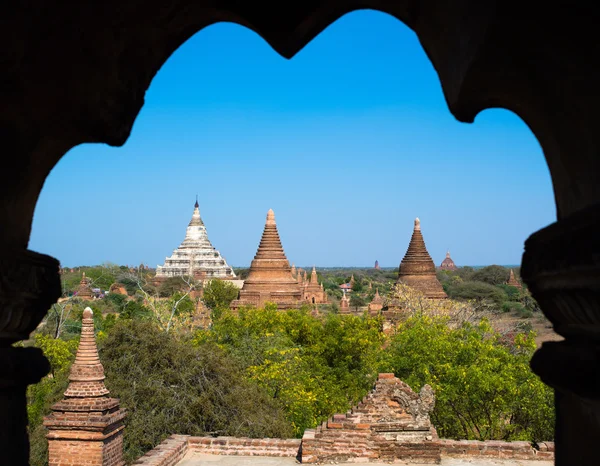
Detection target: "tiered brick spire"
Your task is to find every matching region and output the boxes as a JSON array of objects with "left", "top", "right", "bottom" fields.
[
  {"left": 507, "top": 269, "right": 522, "bottom": 289},
  {"left": 368, "top": 288, "right": 384, "bottom": 314},
  {"left": 231, "top": 209, "right": 304, "bottom": 310},
  {"left": 302, "top": 266, "right": 328, "bottom": 305},
  {"left": 397, "top": 218, "right": 447, "bottom": 298},
  {"left": 76, "top": 272, "right": 94, "bottom": 300},
  {"left": 44, "top": 307, "right": 126, "bottom": 466},
  {"left": 339, "top": 291, "right": 350, "bottom": 314}
]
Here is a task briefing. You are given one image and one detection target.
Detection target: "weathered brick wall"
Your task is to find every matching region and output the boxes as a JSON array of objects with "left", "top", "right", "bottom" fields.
[
  {"left": 132, "top": 434, "right": 555, "bottom": 464},
  {"left": 48, "top": 439, "right": 103, "bottom": 466},
  {"left": 132, "top": 435, "right": 301, "bottom": 465},
  {"left": 103, "top": 432, "right": 126, "bottom": 465},
  {"left": 188, "top": 436, "right": 301, "bottom": 457},
  {"left": 132, "top": 435, "right": 189, "bottom": 466},
  {"left": 301, "top": 374, "right": 441, "bottom": 464},
  {"left": 438, "top": 439, "right": 555, "bottom": 461}
]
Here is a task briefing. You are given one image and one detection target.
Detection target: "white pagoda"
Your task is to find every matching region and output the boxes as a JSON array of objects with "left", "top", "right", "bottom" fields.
[{"left": 156, "top": 200, "right": 236, "bottom": 279}]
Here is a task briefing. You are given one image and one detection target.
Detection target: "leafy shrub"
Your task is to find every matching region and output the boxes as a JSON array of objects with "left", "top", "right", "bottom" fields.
[
  {"left": 383, "top": 315, "right": 554, "bottom": 442},
  {"left": 101, "top": 319, "right": 291, "bottom": 462},
  {"left": 202, "top": 279, "right": 239, "bottom": 318},
  {"left": 502, "top": 301, "right": 525, "bottom": 314},
  {"left": 446, "top": 281, "right": 508, "bottom": 305},
  {"left": 197, "top": 308, "right": 384, "bottom": 436},
  {"left": 472, "top": 265, "right": 510, "bottom": 286}
]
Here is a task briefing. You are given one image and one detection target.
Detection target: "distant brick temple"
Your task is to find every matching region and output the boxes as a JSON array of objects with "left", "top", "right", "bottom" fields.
[
  {"left": 76, "top": 272, "right": 94, "bottom": 300},
  {"left": 44, "top": 307, "right": 127, "bottom": 466},
  {"left": 230, "top": 210, "right": 305, "bottom": 310},
  {"left": 299, "top": 266, "right": 328, "bottom": 304},
  {"left": 339, "top": 291, "right": 350, "bottom": 314},
  {"left": 156, "top": 200, "right": 235, "bottom": 280},
  {"left": 374, "top": 260, "right": 380, "bottom": 270},
  {"left": 507, "top": 269, "right": 522, "bottom": 289},
  {"left": 397, "top": 218, "right": 447, "bottom": 299},
  {"left": 368, "top": 288, "right": 383, "bottom": 314},
  {"left": 439, "top": 250, "right": 458, "bottom": 271}
]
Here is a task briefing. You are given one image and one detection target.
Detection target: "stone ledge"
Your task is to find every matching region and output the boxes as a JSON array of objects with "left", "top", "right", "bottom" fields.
[
  {"left": 438, "top": 439, "right": 555, "bottom": 461},
  {"left": 132, "top": 435, "right": 190, "bottom": 465}
]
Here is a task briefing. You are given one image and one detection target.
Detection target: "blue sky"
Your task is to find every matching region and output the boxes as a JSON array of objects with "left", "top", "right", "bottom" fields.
[{"left": 30, "top": 10, "right": 555, "bottom": 268}]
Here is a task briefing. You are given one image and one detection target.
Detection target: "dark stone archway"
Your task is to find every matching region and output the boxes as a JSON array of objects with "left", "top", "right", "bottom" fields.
[{"left": 2, "top": 1, "right": 599, "bottom": 464}]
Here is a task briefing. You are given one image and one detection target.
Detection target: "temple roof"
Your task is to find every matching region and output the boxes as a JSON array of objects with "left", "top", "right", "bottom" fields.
[
  {"left": 397, "top": 218, "right": 447, "bottom": 298},
  {"left": 440, "top": 250, "right": 458, "bottom": 270},
  {"left": 188, "top": 200, "right": 204, "bottom": 227},
  {"left": 157, "top": 200, "right": 235, "bottom": 279},
  {"left": 231, "top": 209, "right": 303, "bottom": 309},
  {"left": 507, "top": 269, "right": 522, "bottom": 288},
  {"left": 399, "top": 218, "right": 437, "bottom": 274},
  {"left": 254, "top": 209, "right": 288, "bottom": 260},
  {"left": 371, "top": 288, "right": 383, "bottom": 304}
]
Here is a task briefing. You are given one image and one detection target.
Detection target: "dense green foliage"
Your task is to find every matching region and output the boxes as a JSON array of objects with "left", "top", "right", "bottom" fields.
[
  {"left": 382, "top": 315, "right": 554, "bottom": 442},
  {"left": 27, "top": 335, "right": 79, "bottom": 466},
  {"left": 194, "top": 306, "right": 384, "bottom": 435},
  {"left": 101, "top": 320, "right": 292, "bottom": 462},
  {"left": 201, "top": 279, "right": 240, "bottom": 318}
]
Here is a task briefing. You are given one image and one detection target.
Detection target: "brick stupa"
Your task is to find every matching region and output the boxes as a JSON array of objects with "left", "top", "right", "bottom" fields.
[
  {"left": 397, "top": 218, "right": 447, "bottom": 299},
  {"left": 339, "top": 292, "right": 350, "bottom": 314},
  {"left": 368, "top": 288, "right": 383, "bottom": 314},
  {"left": 507, "top": 269, "right": 522, "bottom": 289},
  {"left": 302, "top": 266, "right": 328, "bottom": 304},
  {"left": 230, "top": 209, "right": 305, "bottom": 310},
  {"left": 45, "top": 307, "right": 126, "bottom": 466},
  {"left": 439, "top": 250, "right": 458, "bottom": 271},
  {"left": 76, "top": 272, "right": 94, "bottom": 300}
]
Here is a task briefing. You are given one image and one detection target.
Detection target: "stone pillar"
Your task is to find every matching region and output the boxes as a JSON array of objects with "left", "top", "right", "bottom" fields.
[
  {"left": 522, "top": 205, "right": 600, "bottom": 465},
  {"left": 44, "top": 307, "right": 127, "bottom": 466},
  {"left": 0, "top": 250, "right": 61, "bottom": 465}
]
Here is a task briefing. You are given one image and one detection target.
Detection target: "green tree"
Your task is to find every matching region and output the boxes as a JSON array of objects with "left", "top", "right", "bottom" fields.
[
  {"left": 158, "top": 276, "right": 193, "bottom": 297},
  {"left": 382, "top": 315, "right": 554, "bottom": 442},
  {"left": 471, "top": 265, "right": 510, "bottom": 286},
  {"left": 349, "top": 294, "right": 366, "bottom": 310},
  {"left": 27, "top": 334, "right": 79, "bottom": 466},
  {"left": 101, "top": 319, "right": 292, "bottom": 462},
  {"left": 202, "top": 279, "right": 239, "bottom": 318},
  {"left": 446, "top": 281, "right": 508, "bottom": 305},
  {"left": 196, "top": 307, "right": 384, "bottom": 436}
]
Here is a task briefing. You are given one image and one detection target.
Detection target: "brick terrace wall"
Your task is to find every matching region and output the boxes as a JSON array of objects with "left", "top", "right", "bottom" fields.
[
  {"left": 132, "top": 435, "right": 555, "bottom": 464},
  {"left": 301, "top": 374, "right": 441, "bottom": 464},
  {"left": 438, "top": 439, "right": 555, "bottom": 461},
  {"left": 132, "top": 435, "right": 301, "bottom": 465},
  {"left": 132, "top": 435, "right": 189, "bottom": 466},
  {"left": 188, "top": 436, "right": 301, "bottom": 458}
]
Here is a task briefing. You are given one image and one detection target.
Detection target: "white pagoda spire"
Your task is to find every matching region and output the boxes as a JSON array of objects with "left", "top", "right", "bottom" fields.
[{"left": 156, "top": 199, "right": 235, "bottom": 279}]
